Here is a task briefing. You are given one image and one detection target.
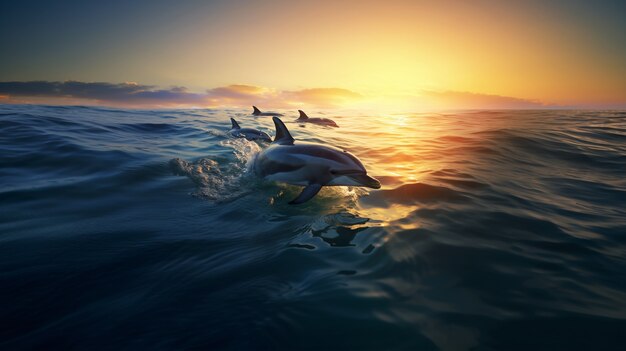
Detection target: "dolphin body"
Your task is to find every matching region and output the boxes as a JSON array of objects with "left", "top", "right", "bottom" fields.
[
  {"left": 296, "top": 110, "right": 339, "bottom": 127},
  {"left": 252, "top": 117, "right": 380, "bottom": 204},
  {"left": 251, "top": 106, "right": 284, "bottom": 117},
  {"left": 229, "top": 118, "right": 272, "bottom": 142}
]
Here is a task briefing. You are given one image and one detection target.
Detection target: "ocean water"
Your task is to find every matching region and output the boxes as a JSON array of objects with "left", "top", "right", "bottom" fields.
[{"left": 1, "top": 104, "right": 625, "bottom": 350}]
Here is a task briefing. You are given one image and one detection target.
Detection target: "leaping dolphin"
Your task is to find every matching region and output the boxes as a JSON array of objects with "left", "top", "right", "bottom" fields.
[
  {"left": 251, "top": 106, "right": 284, "bottom": 117},
  {"left": 252, "top": 117, "right": 380, "bottom": 204},
  {"left": 228, "top": 118, "right": 272, "bottom": 142},
  {"left": 296, "top": 110, "right": 339, "bottom": 127}
]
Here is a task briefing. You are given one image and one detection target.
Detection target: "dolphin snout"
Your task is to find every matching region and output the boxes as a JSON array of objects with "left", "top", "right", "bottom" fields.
[{"left": 350, "top": 174, "right": 381, "bottom": 189}]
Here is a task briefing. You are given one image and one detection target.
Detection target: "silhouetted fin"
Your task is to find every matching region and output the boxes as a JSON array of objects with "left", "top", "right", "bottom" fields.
[
  {"left": 230, "top": 118, "right": 241, "bottom": 129},
  {"left": 272, "top": 117, "right": 294, "bottom": 145},
  {"left": 252, "top": 106, "right": 261, "bottom": 115},
  {"left": 289, "top": 184, "right": 322, "bottom": 204},
  {"left": 298, "top": 110, "right": 309, "bottom": 120}
]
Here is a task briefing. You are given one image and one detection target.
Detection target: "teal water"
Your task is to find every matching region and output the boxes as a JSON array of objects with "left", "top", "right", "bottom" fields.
[{"left": 1, "top": 105, "right": 625, "bottom": 350}]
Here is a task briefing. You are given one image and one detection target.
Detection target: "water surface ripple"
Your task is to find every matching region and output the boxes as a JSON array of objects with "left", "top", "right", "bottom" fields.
[{"left": 1, "top": 105, "right": 625, "bottom": 350}]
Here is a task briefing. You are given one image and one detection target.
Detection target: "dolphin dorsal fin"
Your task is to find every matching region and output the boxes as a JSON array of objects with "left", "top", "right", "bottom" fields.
[
  {"left": 252, "top": 106, "right": 261, "bottom": 115},
  {"left": 298, "top": 110, "right": 308, "bottom": 120},
  {"left": 230, "top": 118, "right": 241, "bottom": 129},
  {"left": 272, "top": 117, "right": 294, "bottom": 145}
]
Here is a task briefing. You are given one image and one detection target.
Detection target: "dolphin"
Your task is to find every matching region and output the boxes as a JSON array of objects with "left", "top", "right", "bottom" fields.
[
  {"left": 252, "top": 117, "right": 380, "bottom": 204},
  {"left": 228, "top": 118, "right": 272, "bottom": 142},
  {"left": 251, "top": 106, "right": 284, "bottom": 117},
  {"left": 296, "top": 110, "right": 339, "bottom": 127}
]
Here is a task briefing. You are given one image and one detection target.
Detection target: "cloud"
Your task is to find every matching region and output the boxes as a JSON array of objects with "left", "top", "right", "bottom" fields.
[
  {"left": 420, "top": 90, "right": 548, "bottom": 109},
  {"left": 281, "top": 88, "right": 362, "bottom": 108},
  {"left": 0, "top": 81, "right": 206, "bottom": 107},
  {"left": 0, "top": 81, "right": 362, "bottom": 108},
  {"left": 204, "top": 85, "right": 362, "bottom": 108},
  {"left": 205, "top": 84, "right": 277, "bottom": 107},
  {"left": 207, "top": 84, "right": 267, "bottom": 99},
  {"left": 0, "top": 80, "right": 558, "bottom": 110}
]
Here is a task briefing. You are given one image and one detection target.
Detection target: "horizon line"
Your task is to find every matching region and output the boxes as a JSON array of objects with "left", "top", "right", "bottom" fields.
[{"left": 1, "top": 80, "right": 625, "bottom": 110}]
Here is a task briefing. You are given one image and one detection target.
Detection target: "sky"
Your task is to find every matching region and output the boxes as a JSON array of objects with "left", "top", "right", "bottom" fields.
[{"left": 1, "top": 0, "right": 625, "bottom": 109}]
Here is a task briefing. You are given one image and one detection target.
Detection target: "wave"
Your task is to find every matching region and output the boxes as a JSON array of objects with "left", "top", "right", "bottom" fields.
[{"left": 1, "top": 105, "right": 626, "bottom": 350}]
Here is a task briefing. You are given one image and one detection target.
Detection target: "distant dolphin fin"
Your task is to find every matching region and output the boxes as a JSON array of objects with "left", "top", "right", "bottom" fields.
[
  {"left": 252, "top": 106, "right": 261, "bottom": 115},
  {"left": 298, "top": 110, "right": 308, "bottom": 120},
  {"left": 272, "top": 117, "right": 294, "bottom": 145},
  {"left": 230, "top": 118, "right": 241, "bottom": 129},
  {"left": 289, "top": 184, "right": 322, "bottom": 204}
]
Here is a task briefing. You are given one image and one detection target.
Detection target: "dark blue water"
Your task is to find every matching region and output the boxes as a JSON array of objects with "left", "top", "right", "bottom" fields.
[{"left": 1, "top": 105, "right": 625, "bottom": 350}]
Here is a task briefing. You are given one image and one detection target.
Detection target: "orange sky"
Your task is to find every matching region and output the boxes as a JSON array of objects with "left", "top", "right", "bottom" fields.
[{"left": 1, "top": 0, "right": 625, "bottom": 109}]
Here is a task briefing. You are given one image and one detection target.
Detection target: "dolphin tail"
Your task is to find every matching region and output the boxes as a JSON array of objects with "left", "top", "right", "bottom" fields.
[
  {"left": 252, "top": 106, "right": 261, "bottom": 115},
  {"left": 230, "top": 118, "right": 241, "bottom": 129},
  {"left": 289, "top": 184, "right": 322, "bottom": 204},
  {"left": 272, "top": 117, "right": 294, "bottom": 145},
  {"left": 297, "top": 110, "right": 308, "bottom": 120}
]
